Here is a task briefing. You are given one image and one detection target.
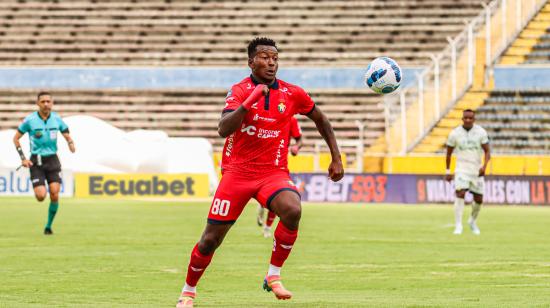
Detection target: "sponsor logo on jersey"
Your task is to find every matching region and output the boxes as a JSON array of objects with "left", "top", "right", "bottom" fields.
[
  {"left": 253, "top": 114, "right": 276, "bottom": 122},
  {"left": 241, "top": 124, "right": 280, "bottom": 139},
  {"left": 274, "top": 139, "right": 285, "bottom": 165},
  {"left": 241, "top": 124, "right": 257, "bottom": 135},
  {"left": 225, "top": 133, "right": 235, "bottom": 157},
  {"left": 281, "top": 87, "right": 292, "bottom": 95},
  {"left": 257, "top": 128, "right": 280, "bottom": 139}
]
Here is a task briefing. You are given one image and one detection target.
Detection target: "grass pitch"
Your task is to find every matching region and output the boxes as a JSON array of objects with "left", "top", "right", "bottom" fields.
[{"left": 1, "top": 198, "right": 550, "bottom": 307}]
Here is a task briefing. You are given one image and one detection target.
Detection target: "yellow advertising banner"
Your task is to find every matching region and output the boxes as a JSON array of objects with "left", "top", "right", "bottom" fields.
[{"left": 75, "top": 173, "right": 209, "bottom": 199}]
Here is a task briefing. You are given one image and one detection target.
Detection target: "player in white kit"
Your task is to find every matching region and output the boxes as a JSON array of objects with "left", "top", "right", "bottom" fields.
[{"left": 445, "top": 109, "right": 491, "bottom": 235}]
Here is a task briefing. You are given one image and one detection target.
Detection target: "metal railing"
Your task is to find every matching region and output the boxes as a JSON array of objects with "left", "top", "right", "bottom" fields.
[{"left": 371, "top": 0, "right": 547, "bottom": 156}]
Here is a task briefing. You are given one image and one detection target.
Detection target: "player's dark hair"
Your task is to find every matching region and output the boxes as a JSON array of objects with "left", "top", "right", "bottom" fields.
[
  {"left": 463, "top": 109, "right": 475, "bottom": 114},
  {"left": 37, "top": 91, "right": 52, "bottom": 100},
  {"left": 247, "top": 37, "right": 277, "bottom": 58}
]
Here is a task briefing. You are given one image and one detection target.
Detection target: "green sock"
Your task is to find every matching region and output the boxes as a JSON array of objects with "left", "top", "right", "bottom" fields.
[{"left": 46, "top": 201, "right": 59, "bottom": 229}]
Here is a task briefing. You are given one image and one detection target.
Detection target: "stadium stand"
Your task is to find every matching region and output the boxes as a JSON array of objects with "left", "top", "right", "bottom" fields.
[
  {"left": 414, "top": 1, "right": 550, "bottom": 155},
  {"left": 475, "top": 90, "right": 550, "bottom": 154},
  {"left": 0, "top": 0, "right": 494, "bottom": 165},
  {"left": 500, "top": 2, "right": 550, "bottom": 64},
  {"left": 0, "top": 88, "right": 383, "bottom": 154},
  {"left": 412, "top": 90, "right": 550, "bottom": 154},
  {"left": 0, "top": 0, "right": 484, "bottom": 67}
]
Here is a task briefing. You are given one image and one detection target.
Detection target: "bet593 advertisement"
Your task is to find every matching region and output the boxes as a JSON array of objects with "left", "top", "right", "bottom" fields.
[
  {"left": 291, "top": 173, "right": 550, "bottom": 205},
  {"left": 75, "top": 174, "right": 208, "bottom": 199}
]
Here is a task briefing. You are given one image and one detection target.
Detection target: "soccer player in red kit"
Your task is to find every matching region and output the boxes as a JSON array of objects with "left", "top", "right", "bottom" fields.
[
  {"left": 257, "top": 116, "right": 303, "bottom": 237},
  {"left": 176, "top": 37, "right": 344, "bottom": 308}
]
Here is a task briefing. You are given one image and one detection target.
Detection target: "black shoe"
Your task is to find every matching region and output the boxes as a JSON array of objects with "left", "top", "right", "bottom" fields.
[{"left": 44, "top": 227, "right": 53, "bottom": 235}]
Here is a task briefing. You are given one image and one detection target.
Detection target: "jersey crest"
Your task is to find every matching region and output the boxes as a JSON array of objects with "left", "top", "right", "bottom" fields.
[{"left": 278, "top": 101, "right": 286, "bottom": 113}]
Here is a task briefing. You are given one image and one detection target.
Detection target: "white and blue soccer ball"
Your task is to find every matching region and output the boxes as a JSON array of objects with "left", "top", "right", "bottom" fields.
[{"left": 365, "top": 57, "right": 402, "bottom": 94}]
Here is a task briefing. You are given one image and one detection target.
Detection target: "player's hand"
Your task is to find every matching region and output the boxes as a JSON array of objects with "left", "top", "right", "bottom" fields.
[
  {"left": 242, "top": 85, "right": 268, "bottom": 110},
  {"left": 290, "top": 145, "right": 299, "bottom": 156},
  {"left": 445, "top": 174, "right": 453, "bottom": 182},
  {"left": 68, "top": 142, "right": 76, "bottom": 153},
  {"left": 478, "top": 166, "right": 486, "bottom": 177},
  {"left": 21, "top": 159, "right": 33, "bottom": 168},
  {"left": 328, "top": 158, "right": 344, "bottom": 182}
]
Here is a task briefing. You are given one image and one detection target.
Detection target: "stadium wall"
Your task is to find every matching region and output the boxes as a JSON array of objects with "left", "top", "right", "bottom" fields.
[
  {"left": 282, "top": 155, "right": 550, "bottom": 176},
  {"left": 494, "top": 65, "right": 550, "bottom": 89},
  {"left": 0, "top": 67, "right": 422, "bottom": 89},
  {"left": 379, "top": 156, "right": 550, "bottom": 176}
]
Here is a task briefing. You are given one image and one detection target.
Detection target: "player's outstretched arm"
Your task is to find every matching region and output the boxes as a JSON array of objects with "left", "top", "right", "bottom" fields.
[
  {"left": 218, "top": 85, "right": 268, "bottom": 137},
  {"left": 62, "top": 132, "right": 76, "bottom": 153},
  {"left": 13, "top": 130, "right": 32, "bottom": 168},
  {"left": 445, "top": 146, "right": 454, "bottom": 181},
  {"left": 306, "top": 106, "right": 344, "bottom": 182}
]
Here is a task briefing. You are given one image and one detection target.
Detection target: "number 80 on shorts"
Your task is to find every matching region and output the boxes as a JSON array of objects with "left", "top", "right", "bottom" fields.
[{"left": 210, "top": 198, "right": 231, "bottom": 216}]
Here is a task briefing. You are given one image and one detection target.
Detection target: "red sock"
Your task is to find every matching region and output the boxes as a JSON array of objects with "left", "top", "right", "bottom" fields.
[
  {"left": 266, "top": 211, "right": 276, "bottom": 227},
  {"left": 185, "top": 243, "right": 214, "bottom": 287},
  {"left": 270, "top": 222, "right": 298, "bottom": 267}
]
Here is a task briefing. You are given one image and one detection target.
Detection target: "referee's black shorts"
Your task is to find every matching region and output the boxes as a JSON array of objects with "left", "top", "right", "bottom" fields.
[{"left": 29, "top": 154, "right": 62, "bottom": 188}]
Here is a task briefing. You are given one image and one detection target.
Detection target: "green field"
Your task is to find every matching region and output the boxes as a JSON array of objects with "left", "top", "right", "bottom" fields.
[{"left": 1, "top": 198, "right": 550, "bottom": 307}]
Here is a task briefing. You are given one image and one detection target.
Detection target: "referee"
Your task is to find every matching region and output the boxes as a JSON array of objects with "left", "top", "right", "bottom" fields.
[{"left": 13, "top": 91, "right": 75, "bottom": 235}]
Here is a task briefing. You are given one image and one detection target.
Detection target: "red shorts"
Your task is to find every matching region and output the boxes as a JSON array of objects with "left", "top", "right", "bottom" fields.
[{"left": 207, "top": 170, "right": 300, "bottom": 224}]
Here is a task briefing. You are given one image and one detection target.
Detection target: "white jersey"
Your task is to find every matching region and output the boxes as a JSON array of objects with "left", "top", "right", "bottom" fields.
[{"left": 446, "top": 124, "right": 489, "bottom": 175}]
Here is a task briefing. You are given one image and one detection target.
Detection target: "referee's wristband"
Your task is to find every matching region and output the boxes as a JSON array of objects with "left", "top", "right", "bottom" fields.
[
  {"left": 16, "top": 147, "right": 26, "bottom": 160},
  {"left": 445, "top": 169, "right": 451, "bottom": 175}
]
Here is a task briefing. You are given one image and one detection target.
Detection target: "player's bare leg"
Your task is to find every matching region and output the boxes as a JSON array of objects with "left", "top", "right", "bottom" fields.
[
  {"left": 33, "top": 185, "right": 47, "bottom": 202},
  {"left": 453, "top": 189, "right": 467, "bottom": 234},
  {"left": 263, "top": 191, "right": 301, "bottom": 300},
  {"left": 468, "top": 193, "right": 482, "bottom": 235},
  {"left": 177, "top": 223, "right": 232, "bottom": 308}
]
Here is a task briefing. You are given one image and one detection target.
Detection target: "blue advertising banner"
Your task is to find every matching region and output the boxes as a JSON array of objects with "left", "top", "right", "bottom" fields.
[
  {"left": 0, "top": 168, "right": 74, "bottom": 196},
  {"left": 290, "top": 173, "right": 550, "bottom": 205}
]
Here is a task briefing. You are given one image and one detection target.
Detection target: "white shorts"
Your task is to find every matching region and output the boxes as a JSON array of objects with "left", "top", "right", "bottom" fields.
[{"left": 455, "top": 173, "right": 484, "bottom": 195}]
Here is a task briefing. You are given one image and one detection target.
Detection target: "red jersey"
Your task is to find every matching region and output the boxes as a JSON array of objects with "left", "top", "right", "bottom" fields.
[{"left": 221, "top": 75, "right": 315, "bottom": 174}]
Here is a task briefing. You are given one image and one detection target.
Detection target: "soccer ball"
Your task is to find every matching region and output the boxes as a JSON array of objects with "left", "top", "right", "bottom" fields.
[{"left": 365, "top": 57, "right": 402, "bottom": 94}]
